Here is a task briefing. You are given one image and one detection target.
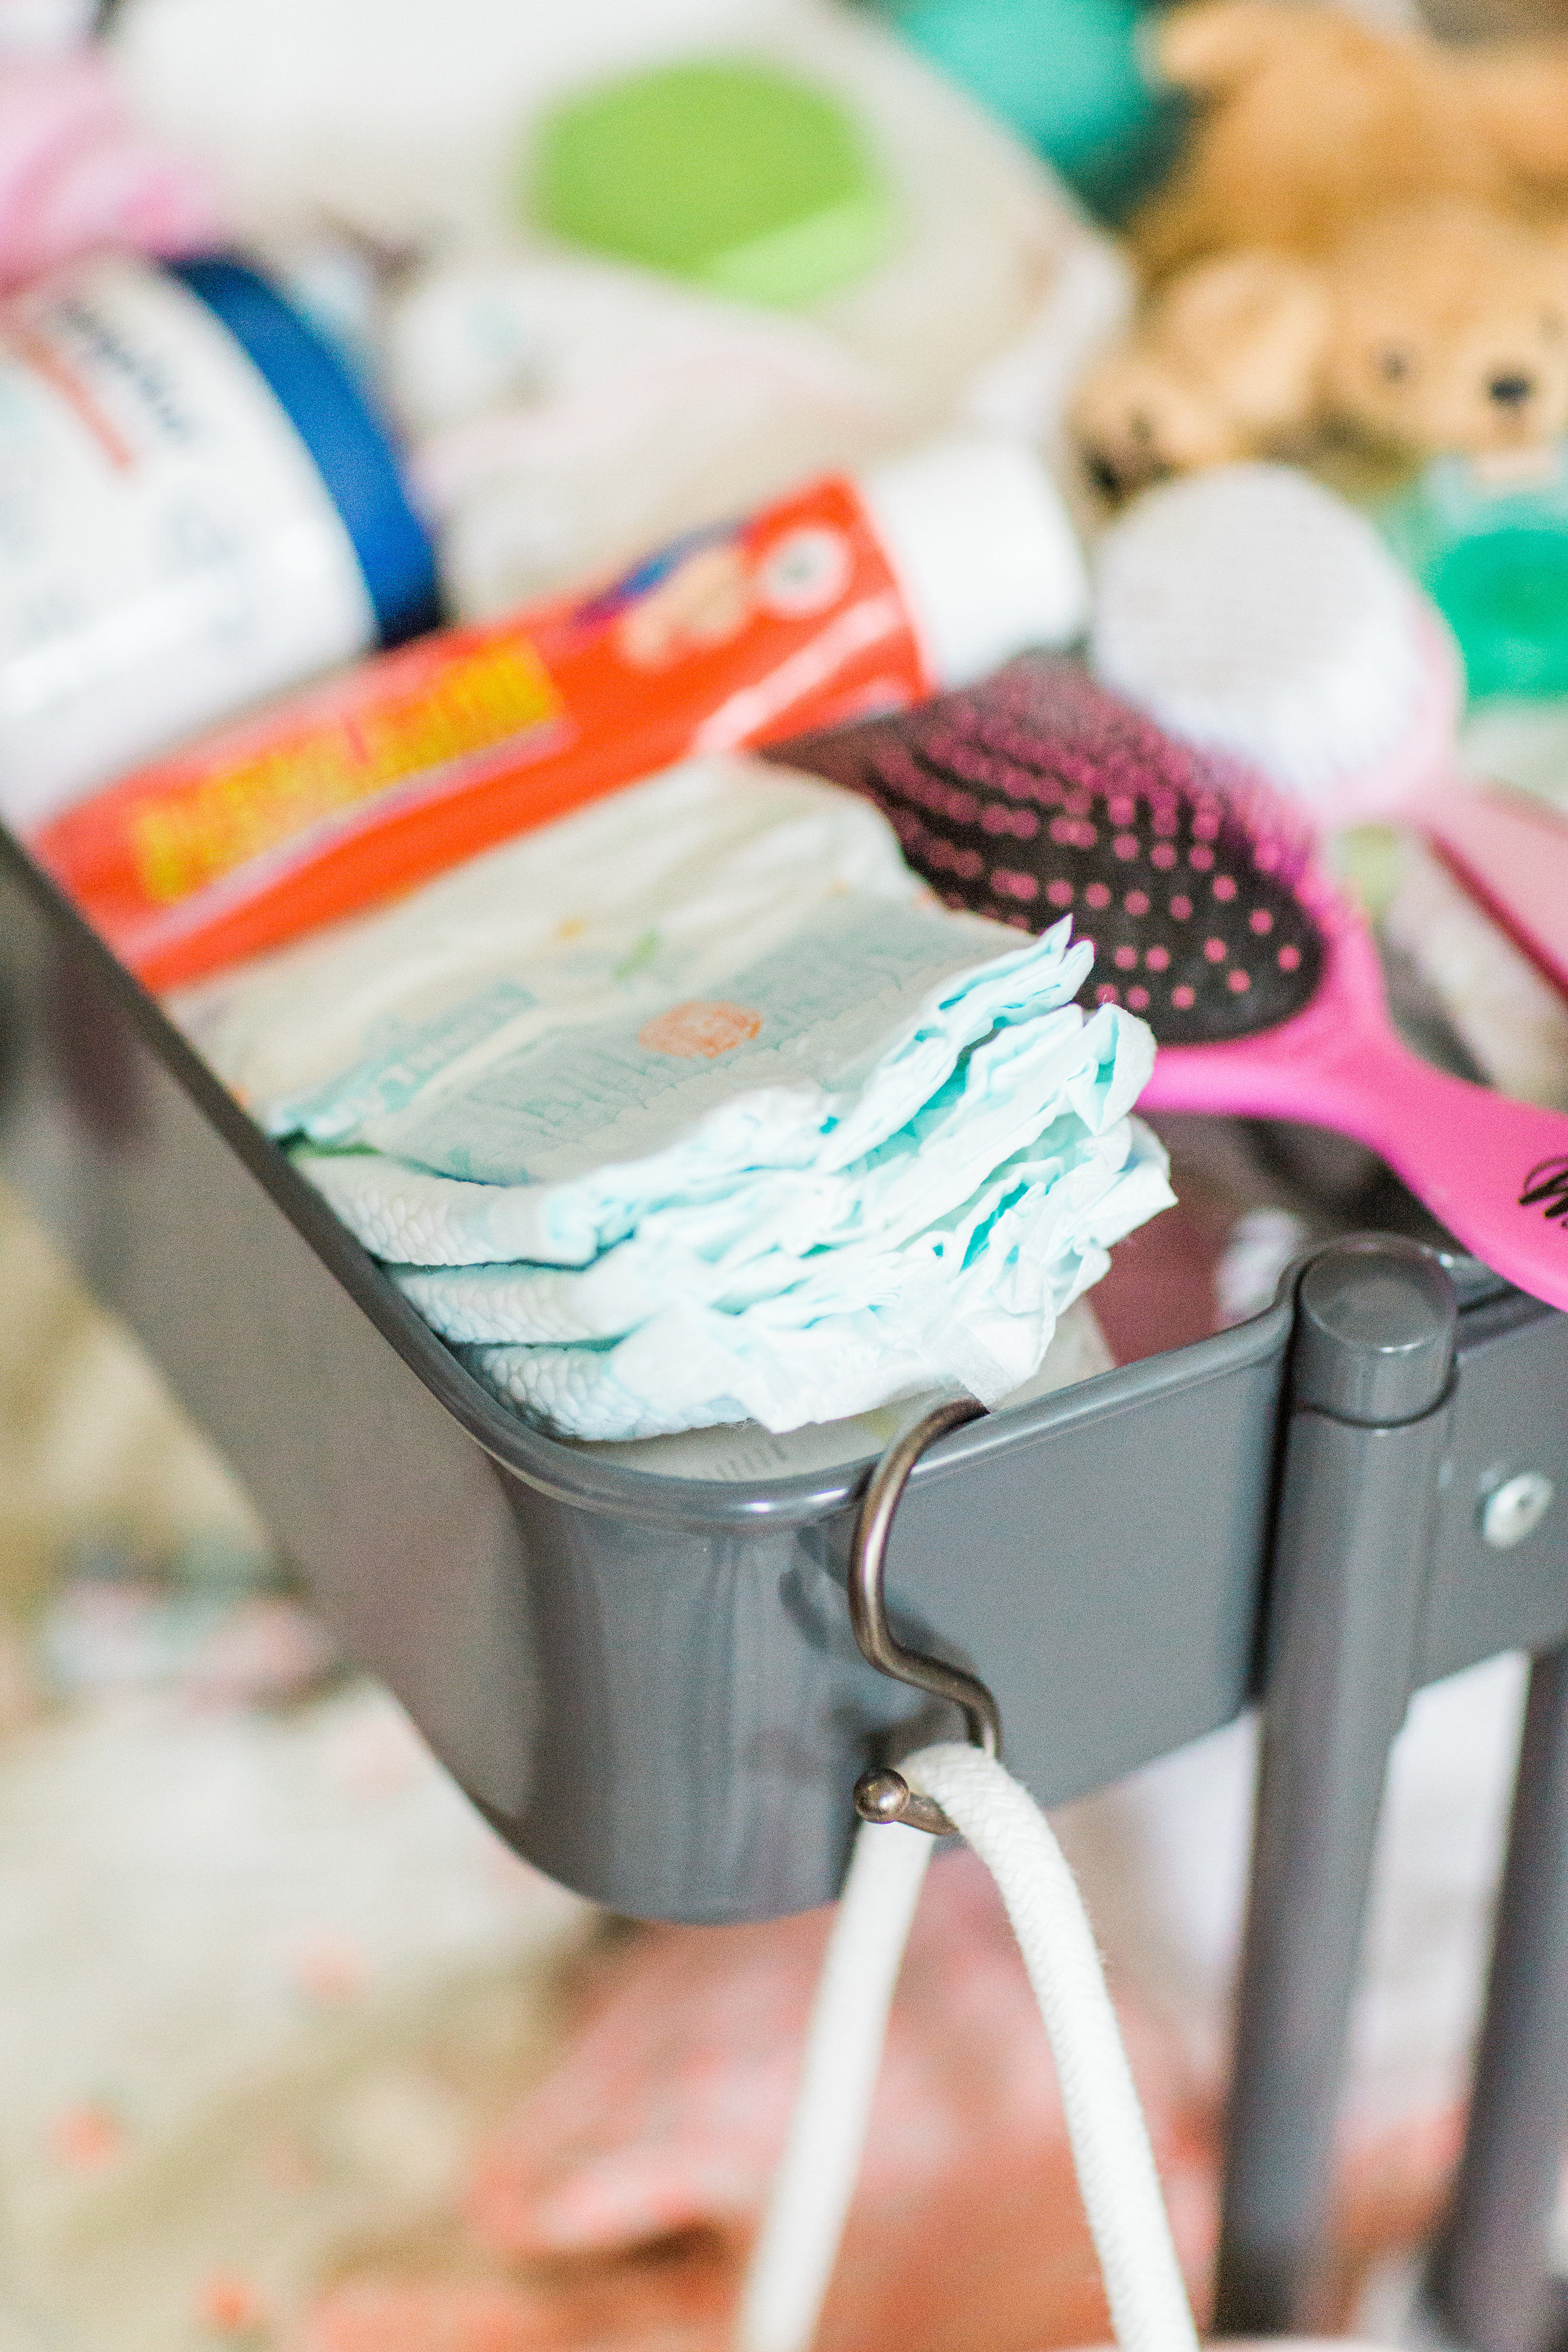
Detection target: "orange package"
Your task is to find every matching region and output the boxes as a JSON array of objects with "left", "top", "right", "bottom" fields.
[{"left": 32, "top": 439, "right": 1086, "bottom": 990}]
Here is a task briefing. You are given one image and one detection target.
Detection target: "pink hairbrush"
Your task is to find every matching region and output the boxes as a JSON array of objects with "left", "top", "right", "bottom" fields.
[
  {"left": 1090, "top": 463, "right": 1568, "bottom": 1012},
  {"left": 778, "top": 655, "right": 1568, "bottom": 1311}
]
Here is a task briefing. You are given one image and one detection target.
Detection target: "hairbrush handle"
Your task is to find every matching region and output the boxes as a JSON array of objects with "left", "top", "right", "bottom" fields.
[
  {"left": 1146, "top": 1028, "right": 1568, "bottom": 1313},
  {"left": 1362, "top": 1058, "right": 1568, "bottom": 1313},
  {"left": 1426, "top": 786, "right": 1568, "bottom": 1005}
]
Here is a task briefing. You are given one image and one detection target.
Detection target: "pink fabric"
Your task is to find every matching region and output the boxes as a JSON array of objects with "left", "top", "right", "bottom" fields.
[
  {"left": 0, "top": 53, "right": 222, "bottom": 286},
  {"left": 302, "top": 1850, "right": 1220, "bottom": 2352}
]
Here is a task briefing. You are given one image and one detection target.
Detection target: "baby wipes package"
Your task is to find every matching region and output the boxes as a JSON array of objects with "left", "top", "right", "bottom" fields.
[{"left": 176, "top": 757, "right": 1172, "bottom": 1442}]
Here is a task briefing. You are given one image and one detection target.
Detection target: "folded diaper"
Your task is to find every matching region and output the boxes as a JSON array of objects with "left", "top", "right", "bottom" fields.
[{"left": 176, "top": 756, "right": 1172, "bottom": 1442}]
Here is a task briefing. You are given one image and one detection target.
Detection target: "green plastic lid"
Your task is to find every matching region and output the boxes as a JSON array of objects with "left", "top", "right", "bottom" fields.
[
  {"left": 531, "top": 58, "right": 896, "bottom": 308},
  {"left": 1382, "top": 454, "right": 1568, "bottom": 699},
  {"left": 1426, "top": 530, "right": 1568, "bottom": 699}
]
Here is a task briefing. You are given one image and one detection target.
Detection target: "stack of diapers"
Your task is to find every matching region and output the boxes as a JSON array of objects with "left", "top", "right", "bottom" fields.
[{"left": 175, "top": 757, "right": 1172, "bottom": 1443}]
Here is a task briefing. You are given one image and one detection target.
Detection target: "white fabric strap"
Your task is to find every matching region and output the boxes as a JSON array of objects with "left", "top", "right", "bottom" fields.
[
  {"left": 913, "top": 1742, "right": 1201, "bottom": 2352},
  {"left": 736, "top": 1740, "right": 1202, "bottom": 2352},
  {"left": 736, "top": 1815, "right": 936, "bottom": 2352}
]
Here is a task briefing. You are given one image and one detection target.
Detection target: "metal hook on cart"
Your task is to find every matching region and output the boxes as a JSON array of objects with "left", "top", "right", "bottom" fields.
[{"left": 848, "top": 1392, "right": 1002, "bottom": 1837}]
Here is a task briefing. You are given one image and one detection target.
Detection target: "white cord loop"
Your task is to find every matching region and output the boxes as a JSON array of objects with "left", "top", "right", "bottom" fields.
[
  {"left": 735, "top": 1818, "right": 935, "bottom": 2352},
  {"left": 735, "top": 1740, "right": 1202, "bottom": 2352}
]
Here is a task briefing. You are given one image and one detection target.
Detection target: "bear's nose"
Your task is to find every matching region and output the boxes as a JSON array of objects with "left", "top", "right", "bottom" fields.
[{"left": 1490, "top": 372, "right": 1536, "bottom": 408}]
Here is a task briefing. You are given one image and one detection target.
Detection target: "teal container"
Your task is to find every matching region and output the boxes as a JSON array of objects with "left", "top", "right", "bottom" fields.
[
  {"left": 1382, "top": 450, "right": 1568, "bottom": 700},
  {"left": 875, "top": 0, "right": 1186, "bottom": 219}
]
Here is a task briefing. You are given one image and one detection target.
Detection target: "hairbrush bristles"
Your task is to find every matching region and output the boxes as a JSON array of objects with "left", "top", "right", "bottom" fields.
[{"left": 787, "top": 657, "right": 1326, "bottom": 1047}]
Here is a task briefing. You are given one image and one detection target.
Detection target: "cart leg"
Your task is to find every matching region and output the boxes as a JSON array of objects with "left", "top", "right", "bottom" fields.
[
  {"left": 1425, "top": 1639, "right": 1568, "bottom": 2352},
  {"left": 1215, "top": 1239, "right": 1458, "bottom": 2336}
]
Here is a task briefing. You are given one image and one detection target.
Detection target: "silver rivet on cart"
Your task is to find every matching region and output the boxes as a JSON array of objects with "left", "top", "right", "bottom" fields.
[{"left": 1480, "top": 1471, "right": 1555, "bottom": 1550}]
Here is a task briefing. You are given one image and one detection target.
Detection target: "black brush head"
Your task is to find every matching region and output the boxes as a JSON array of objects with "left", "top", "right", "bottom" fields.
[{"left": 774, "top": 655, "right": 1326, "bottom": 1047}]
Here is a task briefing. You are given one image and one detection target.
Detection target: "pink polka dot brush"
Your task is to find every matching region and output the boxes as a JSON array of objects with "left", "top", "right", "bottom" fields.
[{"left": 779, "top": 655, "right": 1568, "bottom": 1311}]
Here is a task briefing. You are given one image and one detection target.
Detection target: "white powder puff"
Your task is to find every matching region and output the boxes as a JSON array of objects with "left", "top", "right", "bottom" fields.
[{"left": 1090, "top": 463, "right": 1451, "bottom": 815}]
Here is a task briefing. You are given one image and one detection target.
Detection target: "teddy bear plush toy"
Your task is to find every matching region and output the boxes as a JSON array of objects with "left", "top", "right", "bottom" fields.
[
  {"left": 1071, "top": 0, "right": 1568, "bottom": 491},
  {"left": 1076, "top": 197, "right": 1568, "bottom": 491}
]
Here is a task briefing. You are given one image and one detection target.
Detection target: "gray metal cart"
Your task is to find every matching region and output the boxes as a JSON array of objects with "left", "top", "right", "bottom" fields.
[{"left": 2, "top": 824, "right": 1565, "bottom": 2350}]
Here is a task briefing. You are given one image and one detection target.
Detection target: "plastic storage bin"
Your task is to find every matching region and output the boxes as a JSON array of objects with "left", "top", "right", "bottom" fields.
[{"left": 3, "top": 809, "right": 1567, "bottom": 2349}]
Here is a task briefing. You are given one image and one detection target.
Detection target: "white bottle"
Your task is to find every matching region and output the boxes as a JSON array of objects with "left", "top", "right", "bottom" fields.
[{"left": 0, "top": 253, "right": 437, "bottom": 832}]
